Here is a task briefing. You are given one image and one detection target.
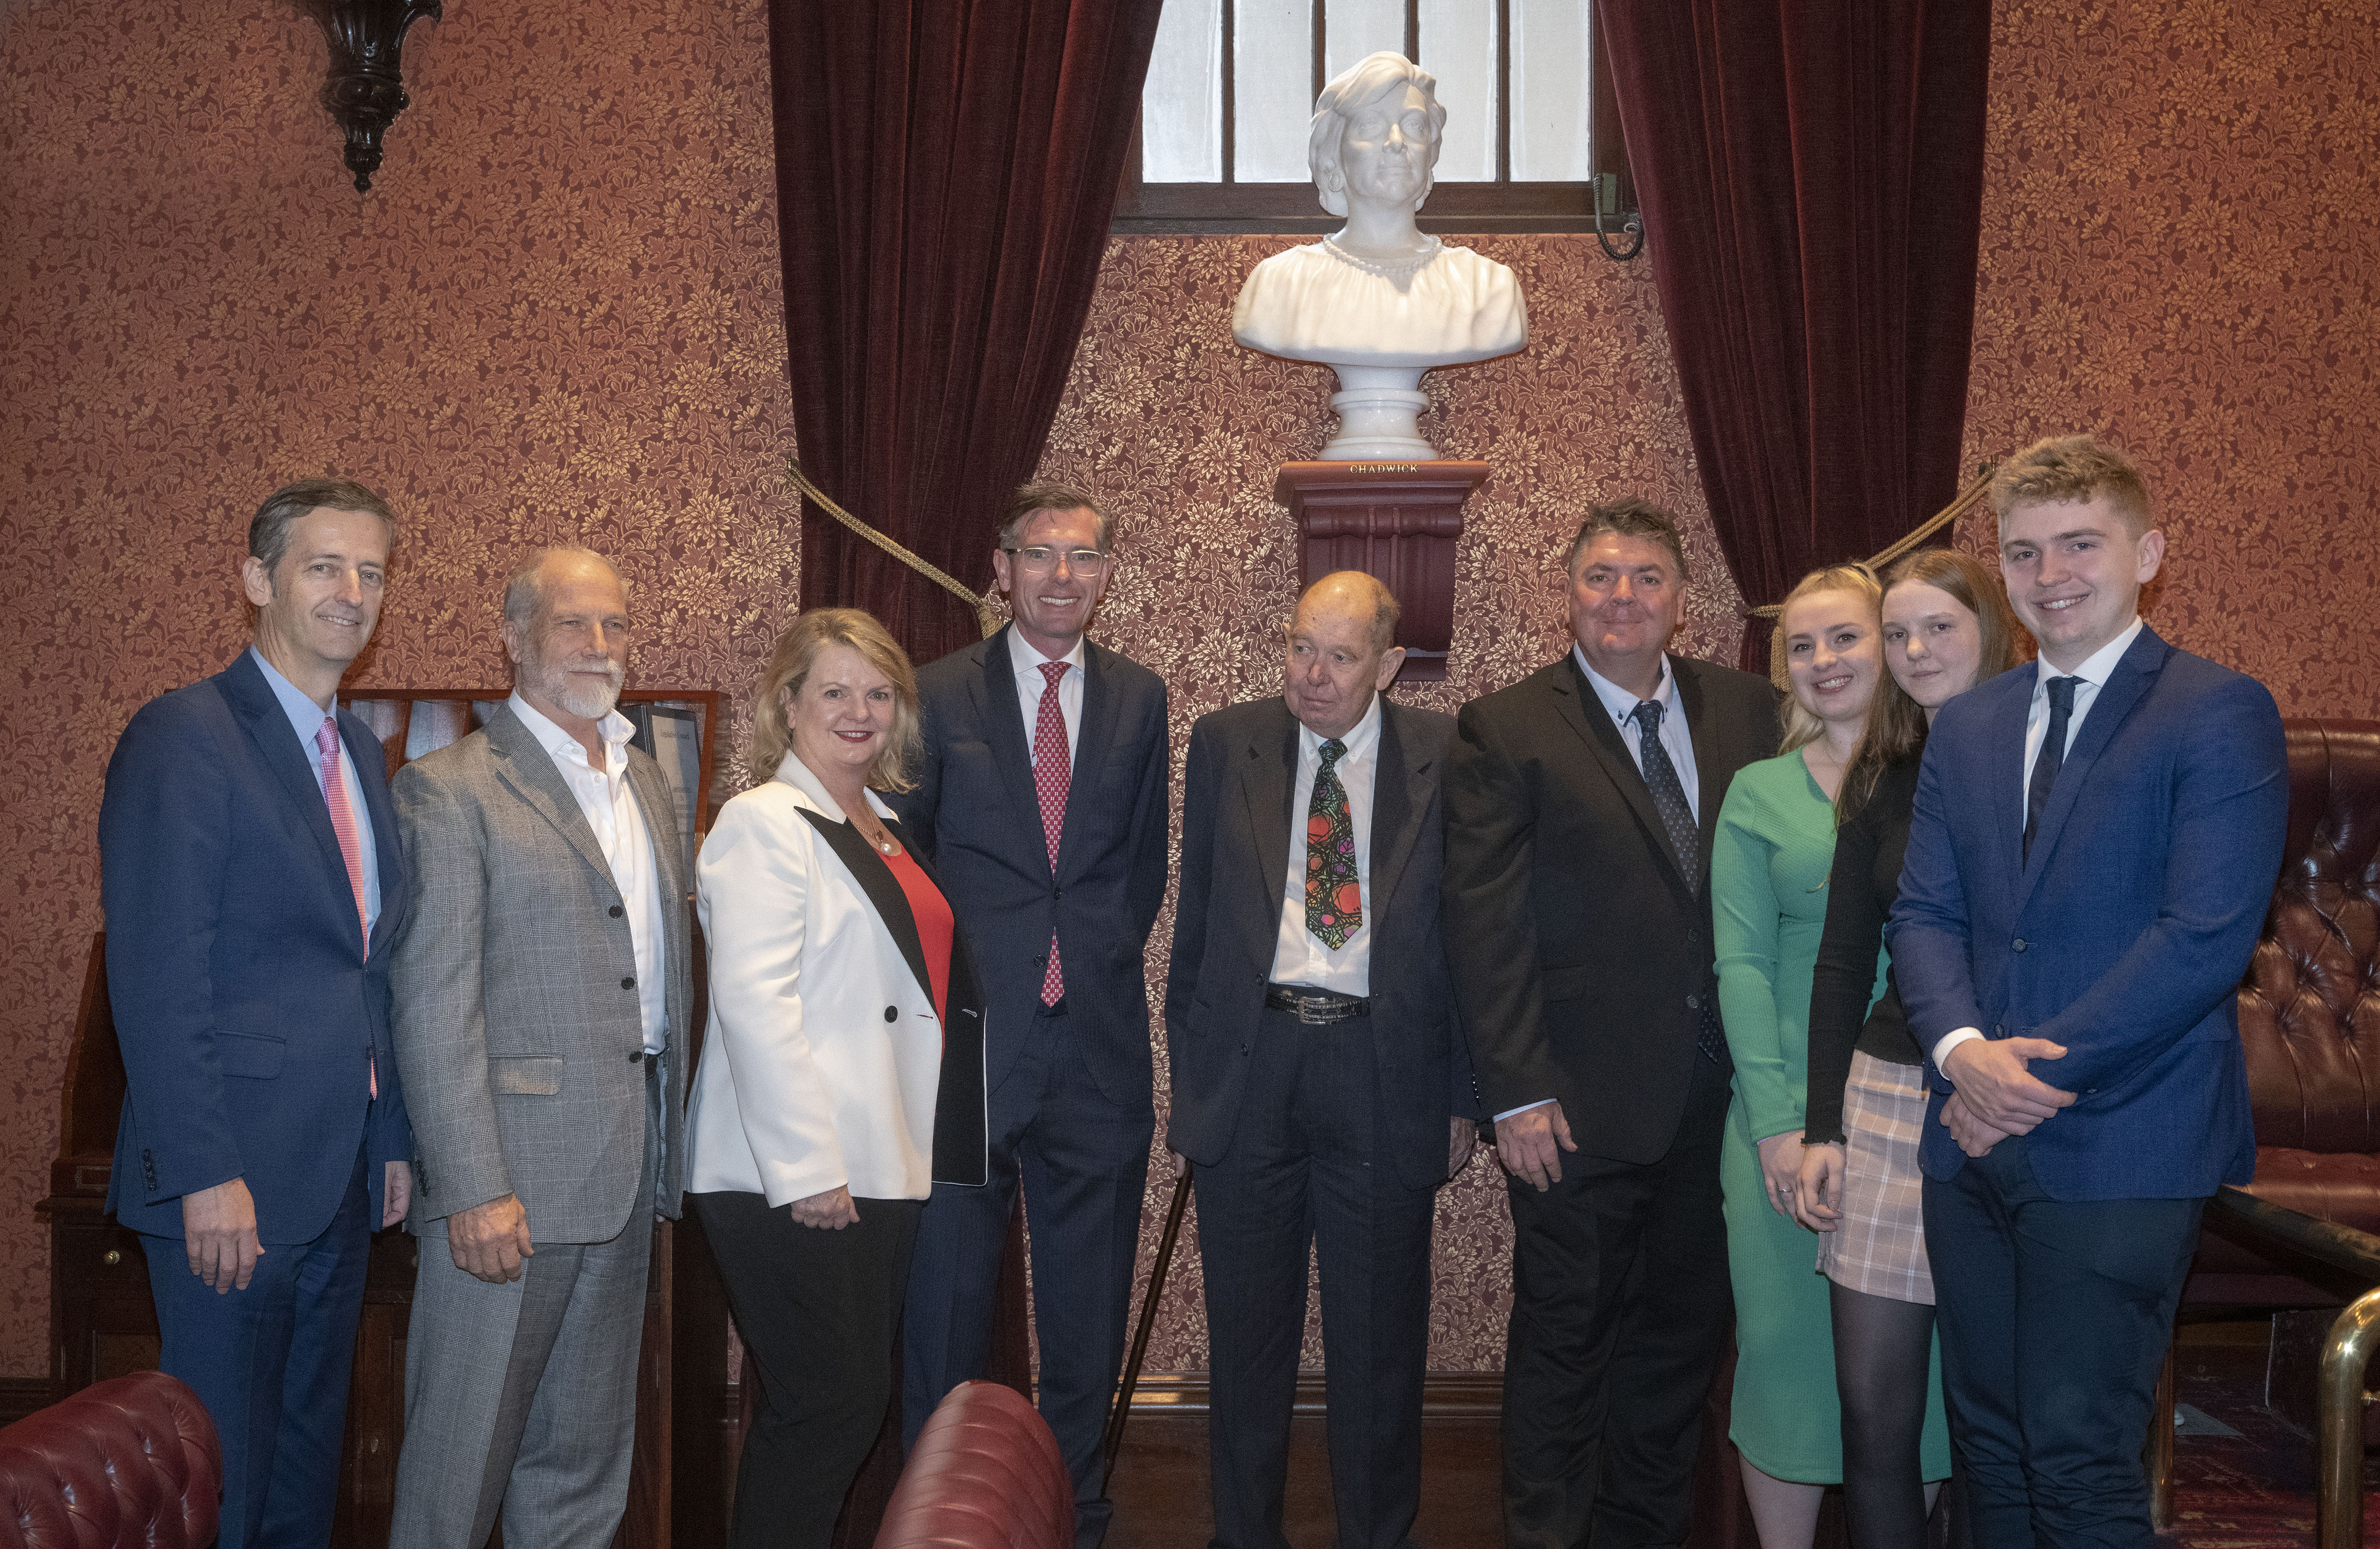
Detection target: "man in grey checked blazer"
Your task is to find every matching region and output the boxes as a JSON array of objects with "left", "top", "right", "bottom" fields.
[{"left": 387, "top": 548, "right": 690, "bottom": 1549}]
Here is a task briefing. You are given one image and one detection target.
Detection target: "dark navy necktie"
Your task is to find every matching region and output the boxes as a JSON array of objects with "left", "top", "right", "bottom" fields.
[
  {"left": 2022, "top": 676, "right": 2081, "bottom": 867},
  {"left": 1632, "top": 700, "right": 1725, "bottom": 1064}
]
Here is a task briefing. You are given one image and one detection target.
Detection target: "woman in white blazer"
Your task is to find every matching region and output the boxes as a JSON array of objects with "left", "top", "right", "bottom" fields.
[{"left": 684, "top": 608, "right": 986, "bottom": 1549}]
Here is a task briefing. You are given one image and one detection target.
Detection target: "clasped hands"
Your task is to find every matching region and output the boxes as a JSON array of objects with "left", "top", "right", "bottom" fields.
[{"left": 1938, "top": 1036, "right": 2076, "bottom": 1157}]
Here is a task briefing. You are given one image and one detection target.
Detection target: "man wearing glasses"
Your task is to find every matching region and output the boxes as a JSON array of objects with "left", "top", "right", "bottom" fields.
[{"left": 891, "top": 482, "right": 1171, "bottom": 1548}]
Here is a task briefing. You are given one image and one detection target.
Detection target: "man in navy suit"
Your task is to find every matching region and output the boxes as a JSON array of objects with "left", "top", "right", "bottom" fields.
[
  {"left": 1889, "top": 436, "right": 2289, "bottom": 1548},
  {"left": 891, "top": 481, "right": 1170, "bottom": 1547},
  {"left": 1166, "top": 572, "right": 1476, "bottom": 1549},
  {"left": 98, "top": 478, "right": 415, "bottom": 1549}
]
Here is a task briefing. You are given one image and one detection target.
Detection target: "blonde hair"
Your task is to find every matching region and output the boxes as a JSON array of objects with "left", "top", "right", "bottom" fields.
[
  {"left": 1770, "top": 564, "right": 1883, "bottom": 756},
  {"left": 1989, "top": 435, "right": 2154, "bottom": 537},
  {"left": 746, "top": 608, "right": 923, "bottom": 792},
  {"left": 1836, "top": 548, "right": 2029, "bottom": 821}
]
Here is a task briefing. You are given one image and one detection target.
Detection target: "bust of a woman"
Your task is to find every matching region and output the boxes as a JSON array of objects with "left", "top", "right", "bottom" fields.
[{"left": 1232, "top": 52, "right": 1528, "bottom": 459}]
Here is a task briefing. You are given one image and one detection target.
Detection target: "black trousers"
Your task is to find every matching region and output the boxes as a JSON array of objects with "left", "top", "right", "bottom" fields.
[
  {"left": 1500, "top": 1051, "right": 1734, "bottom": 1549},
  {"left": 1196, "top": 1006, "right": 1438, "bottom": 1549},
  {"left": 692, "top": 1190, "right": 923, "bottom": 1549},
  {"left": 1924, "top": 1138, "right": 2201, "bottom": 1549}
]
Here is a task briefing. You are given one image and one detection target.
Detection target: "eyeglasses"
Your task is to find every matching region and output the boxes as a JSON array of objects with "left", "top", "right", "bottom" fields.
[{"left": 1002, "top": 545, "right": 1111, "bottom": 574}]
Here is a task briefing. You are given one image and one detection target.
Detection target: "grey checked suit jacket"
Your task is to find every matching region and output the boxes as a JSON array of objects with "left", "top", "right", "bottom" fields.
[{"left": 389, "top": 703, "right": 692, "bottom": 1244}]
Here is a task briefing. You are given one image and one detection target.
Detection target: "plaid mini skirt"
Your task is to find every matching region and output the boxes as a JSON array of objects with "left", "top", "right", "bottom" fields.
[{"left": 1815, "top": 1050, "right": 1934, "bottom": 1305}]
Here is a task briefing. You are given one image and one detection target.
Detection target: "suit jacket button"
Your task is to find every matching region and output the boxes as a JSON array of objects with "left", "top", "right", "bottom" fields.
[
  {"left": 621, "top": 975, "right": 636, "bottom": 990},
  {"left": 2011, "top": 937, "right": 2028, "bottom": 952},
  {"left": 1685, "top": 994, "right": 1701, "bottom": 1010},
  {"left": 885, "top": 1006, "right": 898, "bottom": 1022},
  {"left": 610, "top": 904, "right": 625, "bottom": 919},
  {"left": 1994, "top": 1024, "right": 2006, "bottom": 1036}
]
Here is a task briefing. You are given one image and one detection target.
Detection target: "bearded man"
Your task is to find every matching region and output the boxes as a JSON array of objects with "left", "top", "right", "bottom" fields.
[{"left": 385, "top": 546, "right": 692, "bottom": 1549}]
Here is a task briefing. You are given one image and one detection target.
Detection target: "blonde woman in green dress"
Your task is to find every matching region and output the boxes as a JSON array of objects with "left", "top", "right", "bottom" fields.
[{"left": 1713, "top": 563, "right": 1945, "bottom": 1547}]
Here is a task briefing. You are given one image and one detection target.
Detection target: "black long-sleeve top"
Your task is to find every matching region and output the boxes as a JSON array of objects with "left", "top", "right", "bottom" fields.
[{"left": 1804, "top": 752, "right": 1926, "bottom": 1143}]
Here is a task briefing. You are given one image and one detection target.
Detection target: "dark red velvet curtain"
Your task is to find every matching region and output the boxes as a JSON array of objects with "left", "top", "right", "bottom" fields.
[
  {"left": 1597, "top": 0, "right": 1994, "bottom": 672},
  {"left": 770, "top": 0, "right": 1165, "bottom": 662}
]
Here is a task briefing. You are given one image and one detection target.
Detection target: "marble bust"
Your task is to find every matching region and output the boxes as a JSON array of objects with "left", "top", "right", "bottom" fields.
[{"left": 1232, "top": 51, "right": 1528, "bottom": 460}]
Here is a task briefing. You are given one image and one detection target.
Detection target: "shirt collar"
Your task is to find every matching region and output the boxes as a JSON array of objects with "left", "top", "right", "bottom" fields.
[
  {"left": 1008, "top": 627, "right": 1087, "bottom": 679},
  {"left": 1297, "top": 691, "right": 1384, "bottom": 762},
  {"left": 249, "top": 646, "right": 340, "bottom": 745},
  {"left": 1572, "top": 644, "right": 1680, "bottom": 728},
  {"left": 508, "top": 691, "right": 635, "bottom": 772},
  {"left": 2036, "top": 616, "right": 2143, "bottom": 692}
]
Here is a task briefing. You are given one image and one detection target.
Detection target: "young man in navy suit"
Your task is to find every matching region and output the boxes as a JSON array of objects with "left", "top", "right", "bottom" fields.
[
  {"left": 98, "top": 478, "right": 415, "bottom": 1549},
  {"left": 890, "top": 482, "right": 1170, "bottom": 1547},
  {"left": 1889, "top": 437, "right": 2289, "bottom": 1548}
]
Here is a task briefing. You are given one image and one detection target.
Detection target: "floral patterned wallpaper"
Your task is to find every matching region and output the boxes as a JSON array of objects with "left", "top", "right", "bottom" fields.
[
  {"left": 2, "top": 0, "right": 2374, "bottom": 1383},
  {"left": 0, "top": 0, "right": 797, "bottom": 1374}
]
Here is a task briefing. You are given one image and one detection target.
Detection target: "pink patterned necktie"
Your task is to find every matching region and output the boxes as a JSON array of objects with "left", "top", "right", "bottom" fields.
[
  {"left": 1032, "top": 660, "right": 1071, "bottom": 1005},
  {"left": 316, "top": 719, "right": 377, "bottom": 1098}
]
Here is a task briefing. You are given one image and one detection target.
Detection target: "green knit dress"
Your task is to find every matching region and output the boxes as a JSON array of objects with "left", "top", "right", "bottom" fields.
[{"left": 1711, "top": 750, "right": 1952, "bottom": 1483}]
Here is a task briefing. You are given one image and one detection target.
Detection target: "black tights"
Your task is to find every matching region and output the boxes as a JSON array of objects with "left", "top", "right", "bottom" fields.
[{"left": 1832, "top": 1280, "right": 1942, "bottom": 1549}]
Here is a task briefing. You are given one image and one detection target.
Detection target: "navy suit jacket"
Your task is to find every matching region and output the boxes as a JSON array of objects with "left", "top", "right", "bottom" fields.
[
  {"left": 98, "top": 651, "right": 413, "bottom": 1241},
  {"left": 1164, "top": 698, "right": 1475, "bottom": 1191},
  {"left": 1888, "top": 626, "right": 2287, "bottom": 1199},
  {"left": 887, "top": 626, "right": 1170, "bottom": 1104}
]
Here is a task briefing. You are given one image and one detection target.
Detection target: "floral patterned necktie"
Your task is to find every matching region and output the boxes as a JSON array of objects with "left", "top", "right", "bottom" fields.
[{"left": 1305, "top": 738, "right": 1361, "bottom": 949}]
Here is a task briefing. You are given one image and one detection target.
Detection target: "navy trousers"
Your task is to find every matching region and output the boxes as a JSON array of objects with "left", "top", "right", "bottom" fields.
[
  {"left": 901, "top": 1003, "right": 1153, "bottom": 1549},
  {"left": 144, "top": 1147, "right": 373, "bottom": 1549},
  {"left": 1924, "top": 1136, "right": 2202, "bottom": 1549},
  {"left": 1195, "top": 1006, "right": 1437, "bottom": 1549}
]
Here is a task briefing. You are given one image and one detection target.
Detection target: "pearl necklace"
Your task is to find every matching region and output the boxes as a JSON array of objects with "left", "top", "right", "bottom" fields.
[{"left": 1320, "top": 233, "right": 1443, "bottom": 278}]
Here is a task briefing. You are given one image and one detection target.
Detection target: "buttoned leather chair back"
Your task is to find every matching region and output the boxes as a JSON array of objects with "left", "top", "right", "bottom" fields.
[
  {"left": 0, "top": 1372, "right": 218, "bottom": 1549},
  {"left": 874, "top": 1380, "right": 1072, "bottom": 1549},
  {"left": 2196, "top": 719, "right": 2380, "bottom": 1293}
]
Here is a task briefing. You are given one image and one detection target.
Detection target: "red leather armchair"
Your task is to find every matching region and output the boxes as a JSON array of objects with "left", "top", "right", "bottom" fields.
[
  {"left": 0, "top": 1371, "right": 218, "bottom": 1549},
  {"left": 2190, "top": 720, "right": 2380, "bottom": 1301},
  {"left": 875, "top": 1380, "right": 1073, "bottom": 1549}
]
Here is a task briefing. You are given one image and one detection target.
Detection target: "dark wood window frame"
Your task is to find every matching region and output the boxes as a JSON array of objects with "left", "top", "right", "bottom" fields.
[{"left": 1110, "top": 0, "right": 1633, "bottom": 236}]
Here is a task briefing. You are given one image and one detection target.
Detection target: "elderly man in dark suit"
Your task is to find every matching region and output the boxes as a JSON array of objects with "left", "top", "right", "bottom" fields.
[
  {"left": 1166, "top": 571, "right": 1476, "bottom": 1549},
  {"left": 891, "top": 481, "right": 1171, "bottom": 1547},
  {"left": 1445, "top": 498, "right": 1780, "bottom": 1549},
  {"left": 98, "top": 478, "right": 414, "bottom": 1549}
]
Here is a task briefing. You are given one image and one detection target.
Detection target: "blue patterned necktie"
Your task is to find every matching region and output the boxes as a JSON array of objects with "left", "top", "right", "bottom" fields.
[
  {"left": 2023, "top": 675, "right": 2081, "bottom": 867},
  {"left": 1632, "top": 699, "right": 1725, "bottom": 1064}
]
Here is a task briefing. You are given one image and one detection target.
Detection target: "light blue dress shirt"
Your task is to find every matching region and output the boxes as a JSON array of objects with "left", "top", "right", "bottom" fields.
[
  {"left": 1572, "top": 645, "right": 1704, "bottom": 824},
  {"left": 250, "top": 648, "right": 381, "bottom": 937}
]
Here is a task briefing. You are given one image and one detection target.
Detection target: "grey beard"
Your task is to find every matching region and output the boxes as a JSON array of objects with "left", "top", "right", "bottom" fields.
[{"left": 544, "top": 663, "right": 624, "bottom": 721}]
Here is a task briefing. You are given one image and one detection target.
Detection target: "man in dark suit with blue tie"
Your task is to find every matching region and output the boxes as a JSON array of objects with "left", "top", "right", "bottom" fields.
[
  {"left": 891, "top": 481, "right": 1170, "bottom": 1547},
  {"left": 98, "top": 478, "right": 415, "bottom": 1549},
  {"left": 1890, "top": 436, "right": 2289, "bottom": 1548},
  {"left": 1166, "top": 572, "right": 1477, "bottom": 1549}
]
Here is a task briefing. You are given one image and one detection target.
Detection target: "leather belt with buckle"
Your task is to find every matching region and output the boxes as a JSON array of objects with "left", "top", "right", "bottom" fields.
[{"left": 1263, "top": 985, "right": 1370, "bottom": 1025}]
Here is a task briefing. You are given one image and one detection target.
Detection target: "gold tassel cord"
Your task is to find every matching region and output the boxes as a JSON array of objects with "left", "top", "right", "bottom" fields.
[
  {"left": 787, "top": 457, "right": 1007, "bottom": 640},
  {"left": 1744, "top": 465, "right": 1998, "bottom": 621}
]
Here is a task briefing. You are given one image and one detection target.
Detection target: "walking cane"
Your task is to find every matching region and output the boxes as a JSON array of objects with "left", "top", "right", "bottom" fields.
[{"left": 1101, "top": 1168, "right": 1193, "bottom": 1490}]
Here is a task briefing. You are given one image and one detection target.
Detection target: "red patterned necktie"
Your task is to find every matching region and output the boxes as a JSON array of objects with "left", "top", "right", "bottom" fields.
[
  {"left": 317, "top": 718, "right": 377, "bottom": 1097},
  {"left": 1033, "top": 660, "right": 1072, "bottom": 1005},
  {"left": 1305, "top": 738, "right": 1361, "bottom": 949}
]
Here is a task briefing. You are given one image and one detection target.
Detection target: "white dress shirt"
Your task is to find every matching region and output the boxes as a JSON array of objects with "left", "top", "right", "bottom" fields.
[
  {"left": 509, "top": 693, "right": 669, "bottom": 1054},
  {"left": 250, "top": 647, "right": 380, "bottom": 936},
  {"left": 1496, "top": 651, "right": 1702, "bottom": 1122},
  {"left": 1930, "top": 616, "right": 2144, "bottom": 1069},
  {"left": 1574, "top": 645, "right": 1702, "bottom": 824},
  {"left": 1269, "top": 695, "right": 1383, "bottom": 996},
  {"left": 1008, "top": 629, "right": 1087, "bottom": 764}
]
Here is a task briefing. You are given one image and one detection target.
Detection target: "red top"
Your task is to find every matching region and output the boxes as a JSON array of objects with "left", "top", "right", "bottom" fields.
[{"left": 882, "top": 845, "right": 954, "bottom": 1023}]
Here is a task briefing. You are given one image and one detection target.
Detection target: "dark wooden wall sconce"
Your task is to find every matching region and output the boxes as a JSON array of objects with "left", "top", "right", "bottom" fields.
[{"left": 296, "top": 0, "right": 442, "bottom": 192}]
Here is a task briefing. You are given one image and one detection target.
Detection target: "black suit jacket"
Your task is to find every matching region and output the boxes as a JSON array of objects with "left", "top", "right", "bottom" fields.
[
  {"left": 1443, "top": 653, "right": 1779, "bottom": 1165},
  {"left": 888, "top": 625, "right": 1171, "bottom": 1104},
  {"left": 1165, "top": 697, "right": 1475, "bottom": 1190}
]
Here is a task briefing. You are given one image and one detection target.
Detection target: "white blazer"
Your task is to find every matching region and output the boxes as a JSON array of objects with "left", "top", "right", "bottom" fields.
[{"left": 684, "top": 757, "right": 947, "bottom": 1205}]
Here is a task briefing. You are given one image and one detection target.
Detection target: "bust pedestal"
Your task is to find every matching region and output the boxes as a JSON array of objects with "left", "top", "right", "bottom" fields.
[{"left": 1274, "top": 460, "right": 1490, "bottom": 683}]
